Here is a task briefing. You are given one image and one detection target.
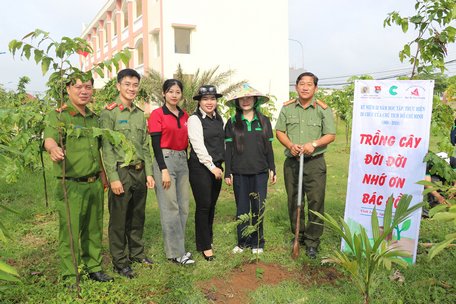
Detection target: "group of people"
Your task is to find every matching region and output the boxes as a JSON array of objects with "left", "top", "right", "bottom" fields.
[{"left": 44, "top": 69, "right": 336, "bottom": 284}]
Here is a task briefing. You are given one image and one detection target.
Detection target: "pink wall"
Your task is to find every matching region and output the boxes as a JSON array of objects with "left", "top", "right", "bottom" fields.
[{"left": 81, "top": 0, "right": 150, "bottom": 77}]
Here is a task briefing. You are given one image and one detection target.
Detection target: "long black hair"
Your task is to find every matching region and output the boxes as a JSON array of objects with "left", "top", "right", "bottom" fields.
[{"left": 232, "top": 97, "right": 269, "bottom": 153}]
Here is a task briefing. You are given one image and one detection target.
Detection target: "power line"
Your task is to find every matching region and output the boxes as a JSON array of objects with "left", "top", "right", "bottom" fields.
[{"left": 311, "top": 59, "right": 456, "bottom": 87}]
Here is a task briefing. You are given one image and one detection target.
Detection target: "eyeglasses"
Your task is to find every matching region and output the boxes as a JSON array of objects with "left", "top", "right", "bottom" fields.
[
  {"left": 121, "top": 82, "right": 139, "bottom": 89},
  {"left": 199, "top": 86, "right": 216, "bottom": 94}
]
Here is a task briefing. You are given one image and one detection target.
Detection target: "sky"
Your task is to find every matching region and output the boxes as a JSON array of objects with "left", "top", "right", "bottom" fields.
[{"left": 1, "top": 0, "right": 455, "bottom": 94}]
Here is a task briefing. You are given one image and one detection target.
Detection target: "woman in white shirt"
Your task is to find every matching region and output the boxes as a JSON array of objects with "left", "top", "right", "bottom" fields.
[{"left": 188, "top": 85, "right": 225, "bottom": 261}]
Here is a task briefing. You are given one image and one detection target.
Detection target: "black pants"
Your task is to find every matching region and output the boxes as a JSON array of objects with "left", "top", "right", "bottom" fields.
[
  {"left": 188, "top": 158, "right": 222, "bottom": 251},
  {"left": 233, "top": 172, "right": 268, "bottom": 249},
  {"left": 108, "top": 166, "right": 147, "bottom": 269}
]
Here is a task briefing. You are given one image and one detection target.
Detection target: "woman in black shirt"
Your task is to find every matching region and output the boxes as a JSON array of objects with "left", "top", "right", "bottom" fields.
[
  {"left": 188, "top": 85, "right": 224, "bottom": 261},
  {"left": 224, "top": 84, "right": 276, "bottom": 254}
]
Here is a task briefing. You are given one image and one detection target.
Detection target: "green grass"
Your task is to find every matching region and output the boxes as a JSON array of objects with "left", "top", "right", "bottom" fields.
[{"left": 1, "top": 121, "right": 456, "bottom": 303}]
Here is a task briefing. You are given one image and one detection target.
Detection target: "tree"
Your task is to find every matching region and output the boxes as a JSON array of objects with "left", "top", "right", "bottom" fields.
[
  {"left": 384, "top": 0, "right": 456, "bottom": 78},
  {"left": 8, "top": 29, "right": 132, "bottom": 295},
  {"left": 312, "top": 195, "right": 424, "bottom": 304},
  {"left": 140, "top": 64, "right": 246, "bottom": 114},
  {"left": 324, "top": 75, "right": 373, "bottom": 147},
  {"left": 444, "top": 75, "right": 456, "bottom": 102},
  {"left": 418, "top": 152, "right": 456, "bottom": 259},
  {"left": 0, "top": 77, "right": 48, "bottom": 183}
]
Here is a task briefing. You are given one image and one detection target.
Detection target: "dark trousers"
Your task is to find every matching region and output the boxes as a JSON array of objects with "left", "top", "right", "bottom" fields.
[
  {"left": 188, "top": 158, "right": 222, "bottom": 251},
  {"left": 284, "top": 155, "right": 326, "bottom": 248},
  {"left": 233, "top": 172, "right": 268, "bottom": 249},
  {"left": 108, "top": 166, "right": 147, "bottom": 269}
]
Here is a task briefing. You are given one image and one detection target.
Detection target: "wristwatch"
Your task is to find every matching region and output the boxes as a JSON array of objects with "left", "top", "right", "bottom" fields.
[{"left": 311, "top": 141, "right": 318, "bottom": 148}]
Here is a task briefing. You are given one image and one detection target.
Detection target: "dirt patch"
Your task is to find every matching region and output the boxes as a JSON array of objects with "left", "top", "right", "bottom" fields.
[
  {"left": 199, "top": 261, "right": 344, "bottom": 303},
  {"left": 20, "top": 232, "right": 48, "bottom": 248},
  {"left": 298, "top": 264, "right": 345, "bottom": 286}
]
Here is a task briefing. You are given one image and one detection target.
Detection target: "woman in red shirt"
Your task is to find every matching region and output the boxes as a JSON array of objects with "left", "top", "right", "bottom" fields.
[{"left": 148, "top": 79, "right": 194, "bottom": 265}]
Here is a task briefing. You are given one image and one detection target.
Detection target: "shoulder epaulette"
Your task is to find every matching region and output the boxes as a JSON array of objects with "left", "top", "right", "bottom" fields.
[
  {"left": 316, "top": 100, "right": 328, "bottom": 110},
  {"left": 135, "top": 103, "right": 144, "bottom": 112},
  {"left": 88, "top": 109, "right": 98, "bottom": 117},
  {"left": 106, "top": 102, "right": 118, "bottom": 110},
  {"left": 282, "top": 99, "right": 296, "bottom": 106},
  {"left": 55, "top": 104, "right": 68, "bottom": 113}
]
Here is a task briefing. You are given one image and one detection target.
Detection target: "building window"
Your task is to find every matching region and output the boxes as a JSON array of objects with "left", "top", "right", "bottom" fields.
[
  {"left": 122, "top": 3, "right": 128, "bottom": 29},
  {"left": 152, "top": 32, "right": 160, "bottom": 57},
  {"left": 136, "top": 39, "right": 144, "bottom": 66},
  {"left": 174, "top": 28, "right": 191, "bottom": 54},
  {"left": 136, "top": 0, "right": 142, "bottom": 19}
]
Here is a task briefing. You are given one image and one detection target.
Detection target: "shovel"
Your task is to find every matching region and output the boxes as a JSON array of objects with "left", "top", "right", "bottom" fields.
[{"left": 292, "top": 153, "right": 304, "bottom": 259}]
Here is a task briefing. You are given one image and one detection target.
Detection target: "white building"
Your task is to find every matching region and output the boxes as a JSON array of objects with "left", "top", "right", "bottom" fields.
[{"left": 81, "top": 0, "right": 289, "bottom": 108}]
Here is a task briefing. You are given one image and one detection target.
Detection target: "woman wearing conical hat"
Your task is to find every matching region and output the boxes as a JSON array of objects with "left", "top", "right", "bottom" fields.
[{"left": 224, "top": 83, "right": 277, "bottom": 254}]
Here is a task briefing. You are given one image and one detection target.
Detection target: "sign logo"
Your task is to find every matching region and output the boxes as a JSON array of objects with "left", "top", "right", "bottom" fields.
[
  {"left": 375, "top": 86, "right": 382, "bottom": 94},
  {"left": 406, "top": 86, "right": 425, "bottom": 98},
  {"left": 389, "top": 85, "right": 398, "bottom": 96},
  {"left": 361, "top": 86, "right": 370, "bottom": 94}
]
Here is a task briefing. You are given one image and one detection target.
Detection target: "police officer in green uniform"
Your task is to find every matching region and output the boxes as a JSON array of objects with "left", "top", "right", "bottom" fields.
[
  {"left": 276, "top": 72, "right": 336, "bottom": 259},
  {"left": 44, "top": 78, "right": 113, "bottom": 282},
  {"left": 100, "top": 69, "right": 155, "bottom": 279}
]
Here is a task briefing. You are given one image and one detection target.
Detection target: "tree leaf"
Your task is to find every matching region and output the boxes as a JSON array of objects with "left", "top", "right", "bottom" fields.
[
  {"left": 0, "top": 260, "right": 20, "bottom": 279},
  {"left": 41, "top": 57, "right": 51, "bottom": 75},
  {"left": 403, "top": 44, "right": 411, "bottom": 57},
  {"left": 429, "top": 204, "right": 448, "bottom": 217},
  {"left": 433, "top": 212, "right": 456, "bottom": 222},
  {"left": 429, "top": 238, "right": 456, "bottom": 260},
  {"left": 22, "top": 44, "right": 32, "bottom": 60},
  {"left": 401, "top": 19, "right": 409, "bottom": 33},
  {"left": 33, "top": 49, "right": 43, "bottom": 64},
  {"left": 371, "top": 208, "right": 380, "bottom": 240}
]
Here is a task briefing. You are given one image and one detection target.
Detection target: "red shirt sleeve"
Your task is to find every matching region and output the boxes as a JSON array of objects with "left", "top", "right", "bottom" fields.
[{"left": 148, "top": 108, "right": 162, "bottom": 134}]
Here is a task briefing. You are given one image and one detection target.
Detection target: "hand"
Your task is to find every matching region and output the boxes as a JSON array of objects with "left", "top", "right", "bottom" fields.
[
  {"left": 161, "top": 169, "right": 171, "bottom": 190},
  {"left": 301, "top": 142, "right": 316, "bottom": 156},
  {"left": 269, "top": 170, "right": 277, "bottom": 185},
  {"left": 289, "top": 144, "right": 303, "bottom": 157},
  {"left": 211, "top": 167, "right": 223, "bottom": 180},
  {"left": 49, "top": 146, "right": 65, "bottom": 162},
  {"left": 437, "top": 195, "right": 449, "bottom": 206},
  {"left": 110, "top": 180, "right": 124, "bottom": 195},
  {"left": 146, "top": 176, "right": 155, "bottom": 189},
  {"left": 225, "top": 174, "right": 233, "bottom": 186}
]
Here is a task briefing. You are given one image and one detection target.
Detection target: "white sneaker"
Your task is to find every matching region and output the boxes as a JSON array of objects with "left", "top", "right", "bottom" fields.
[
  {"left": 175, "top": 255, "right": 195, "bottom": 265},
  {"left": 184, "top": 252, "right": 192, "bottom": 259},
  {"left": 252, "top": 248, "right": 264, "bottom": 254},
  {"left": 232, "top": 246, "right": 244, "bottom": 253}
]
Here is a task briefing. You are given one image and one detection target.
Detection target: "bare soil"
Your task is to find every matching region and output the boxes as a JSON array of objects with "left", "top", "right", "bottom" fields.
[{"left": 199, "top": 261, "right": 344, "bottom": 304}]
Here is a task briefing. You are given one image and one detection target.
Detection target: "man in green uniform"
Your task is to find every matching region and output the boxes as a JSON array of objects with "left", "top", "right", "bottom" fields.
[
  {"left": 276, "top": 72, "right": 336, "bottom": 259},
  {"left": 100, "top": 69, "right": 155, "bottom": 279},
  {"left": 44, "top": 78, "right": 113, "bottom": 282}
]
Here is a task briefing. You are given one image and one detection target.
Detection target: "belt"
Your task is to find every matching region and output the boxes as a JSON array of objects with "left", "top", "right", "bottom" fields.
[
  {"left": 304, "top": 153, "right": 323, "bottom": 160},
  {"left": 57, "top": 173, "right": 100, "bottom": 183},
  {"left": 120, "top": 162, "right": 144, "bottom": 170},
  {"left": 290, "top": 153, "right": 324, "bottom": 161}
]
